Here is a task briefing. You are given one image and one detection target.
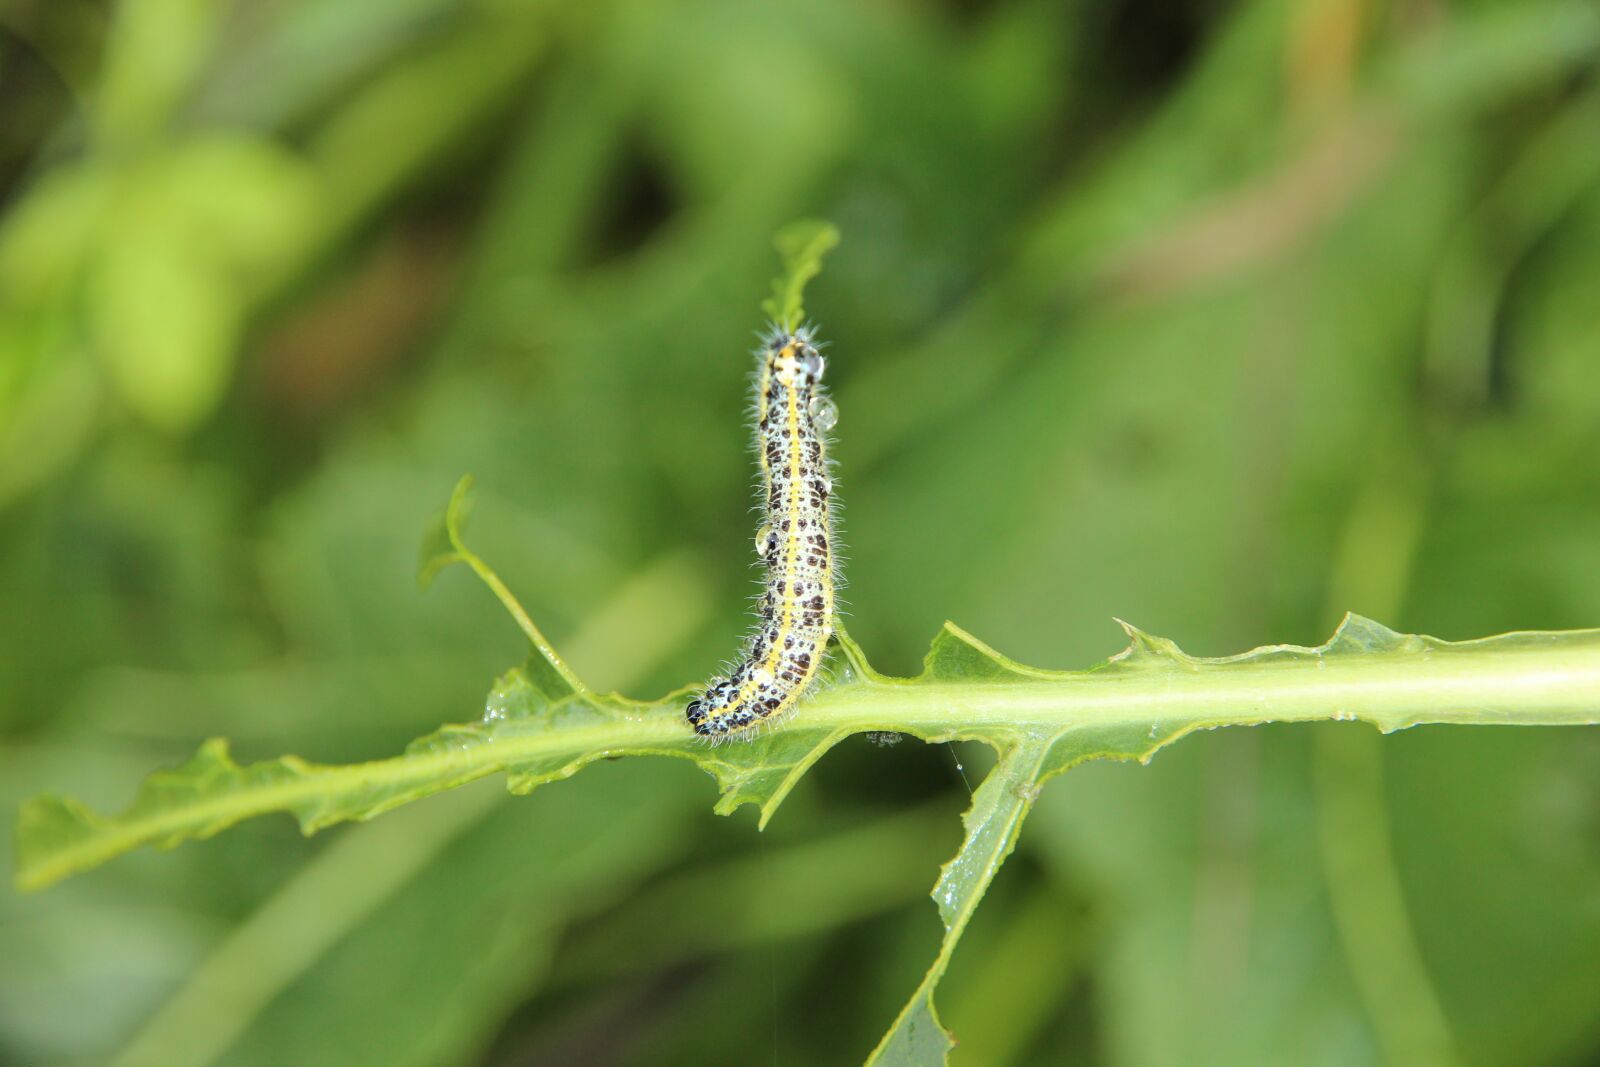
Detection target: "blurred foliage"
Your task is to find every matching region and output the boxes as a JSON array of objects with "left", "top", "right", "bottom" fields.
[{"left": 4, "top": 0, "right": 1600, "bottom": 1065}]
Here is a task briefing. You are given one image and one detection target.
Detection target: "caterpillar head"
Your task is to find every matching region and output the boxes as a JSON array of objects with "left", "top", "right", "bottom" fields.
[{"left": 769, "top": 328, "right": 826, "bottom": 385}]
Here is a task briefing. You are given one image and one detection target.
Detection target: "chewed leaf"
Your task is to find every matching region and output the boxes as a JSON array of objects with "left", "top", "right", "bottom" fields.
[
  {"left": 919, "top": 621, "right": 1051, "bottom": 684},
  {"left": 15, "top": 508, "right": 1600, "bottom": 1067},
  {"left": 16, "top": 607, "right": 1600, "bottom": 888},
  {"left": 852, "top": 615, "right": 1600, "bottom": 1062},
  {"left": 9, "top": 665, "right": 860, "bottom": 892},
  {"left": 868, "top": 741, "right": 1052, "bottom": 1066},
  {"left": 760, "top": 219, "right": 840, "bottom": 330},
  {"left": 1324, "top": 611, "right": 1417, "bottom": 654},
  {"left": 1109, "top": 618, "right": 1196, "bottom": 667},
  {"left": 832, "top": 620, "right": 887, "bottom": 683}
]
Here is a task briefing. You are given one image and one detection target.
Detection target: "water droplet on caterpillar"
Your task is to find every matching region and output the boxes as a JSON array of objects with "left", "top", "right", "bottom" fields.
[{"left": 809, "top": 395, "right": 839, "bottom": 432}]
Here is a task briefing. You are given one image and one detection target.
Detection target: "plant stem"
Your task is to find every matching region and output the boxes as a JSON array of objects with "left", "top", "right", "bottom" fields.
[{"left": 20, "top": 620, "right": 1600, "bottom": 894}]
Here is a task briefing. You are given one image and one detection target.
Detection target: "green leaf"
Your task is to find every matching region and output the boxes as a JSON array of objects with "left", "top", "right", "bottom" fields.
[
  {"left": 16, "top": 529, "right": 1600, "bottom": 1067},
  {"left": 759, "top": 219, "right": 840, "bottom": 330},
  {"left": 89, "top": 213, "right": 240, "bottom": 432},
  {"left": 868, "top": 738, "right": 1051, "bottom": 1065},
  {"left": 416, "top": 473, "right": 476, "bottom": 589},
  {"left": 94, "top": 0, "right": 224, "bottom": 148},
  {"left": 85, "top": 137, "right": 320, "bottom": 432}
]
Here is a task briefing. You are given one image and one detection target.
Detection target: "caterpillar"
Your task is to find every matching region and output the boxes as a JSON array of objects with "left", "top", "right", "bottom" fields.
[{"left": 686, "top": 324, "right": 837, "bottom": 737}]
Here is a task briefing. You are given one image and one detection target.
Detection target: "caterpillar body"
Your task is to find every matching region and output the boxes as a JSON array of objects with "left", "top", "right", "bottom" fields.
[{"left": 686, "top": 325, "right": 837, "bottom": 737}]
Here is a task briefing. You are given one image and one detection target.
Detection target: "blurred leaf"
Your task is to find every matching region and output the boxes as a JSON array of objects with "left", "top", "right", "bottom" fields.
[
  {"left": 0, "top": 166, "right": 112, "bottom": 303},
  {"left": 95, "top": 0, "right": 224, "bottom": 147},
  {"left": 192, "top": 0, "right": 468, "bottom": 127},
  {"left": 89, "top": 216, "right": 239, "bottom": 432},
  {"left": 0, "top": 134, "right": 321, "bottom": 434},
  {"left": 761, "top": 220, "right": 840, "bottom": 330},
  {"left": 0, "top": 166, "right": 113, "bottom": 496},
  {"left": 308, "top": 5, "right": 552, "bottom": 227},
  {"left": 153, "top": 137, "right": 322, "bottom": 283},
  {"left": 0, "top": 353, "right": 98, "bottom": 507},
  {"left": 1385, "top": 0, "right": 1600, "bottom": 119},
  {"left": 109, "top": 767, "right": 702, "bottom": 1067}
]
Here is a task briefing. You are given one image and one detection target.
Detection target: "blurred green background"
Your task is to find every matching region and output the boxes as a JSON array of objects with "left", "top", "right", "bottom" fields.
[{"left": 4, "top": 0, "right": 1600, "bottom": 1064}]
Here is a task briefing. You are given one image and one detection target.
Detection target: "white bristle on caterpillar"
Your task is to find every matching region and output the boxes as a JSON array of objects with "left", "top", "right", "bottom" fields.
[{"left": 686, "top": 324, "right": 837, "bottom": 738}]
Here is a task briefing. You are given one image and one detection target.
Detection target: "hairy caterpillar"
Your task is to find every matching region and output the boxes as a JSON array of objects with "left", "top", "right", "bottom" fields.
[{"left": 686, "top": 324, "right": 837, "bottom": 737}]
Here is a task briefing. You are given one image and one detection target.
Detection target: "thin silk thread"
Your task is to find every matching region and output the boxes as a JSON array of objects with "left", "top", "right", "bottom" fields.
[{"left": 686, "top": 325, "right": 837, "bottom": 737}]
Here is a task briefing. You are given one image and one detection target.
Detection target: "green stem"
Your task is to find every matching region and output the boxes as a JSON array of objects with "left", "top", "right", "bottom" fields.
[
  {"left": 17, "top": 616, "right": 1600, "bottom": 893},
  {"left": 442, "top": 477, "right": 587, "bottom": 696}
]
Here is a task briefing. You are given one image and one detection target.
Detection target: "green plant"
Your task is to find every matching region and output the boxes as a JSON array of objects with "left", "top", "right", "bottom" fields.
[{"left": 15, "top": 230, "right": 1600, "bottom": 1066}]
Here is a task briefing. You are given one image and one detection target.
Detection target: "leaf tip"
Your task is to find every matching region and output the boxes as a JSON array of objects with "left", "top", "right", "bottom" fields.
[
  {"left": 1326, "top": 611, "right": 1413, "bottom": 654},
  {"left": 418, "top": 473, "right": 476, "bottom": 588},
  {"left": 828, "top": 620, "right": 882, "bottom": 682},
  {"left": 446, "top": 473, "right": 475, "bottom": 534},
  {"left": 760, "top": 220, "right": 841, "bottom": 331},
  {"left": 917, "top": 619, "right": 1055, "bottom": 685},
  {"left": 1110, "top": 618, "right": 1193, "bottom": 667}
]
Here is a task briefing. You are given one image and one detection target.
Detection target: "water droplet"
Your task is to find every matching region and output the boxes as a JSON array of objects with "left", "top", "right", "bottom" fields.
[
  {"left": 482, "top": 692, "right": 512, "bottom": 723},
  {"left": 755, "top": 523, "right": 773, "bottom": 557},
  {"left": 809, "top": 395, "right": 839, "bottom": 432}
]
